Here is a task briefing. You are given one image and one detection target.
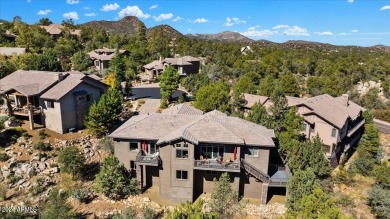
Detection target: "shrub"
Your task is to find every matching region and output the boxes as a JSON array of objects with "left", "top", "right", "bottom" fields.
[
  {"left": 143, "top": 207, "right": 158, "bottom": 219},
  {"left": 349, "top": 151, "right": 375, "bottom": 176},
  {"left": 0, "top": 116, "right": 7, "bottom": 130},
  {"left": 138, "top": 99, "right": 145, "bottom": 104},
  {"left": 33, "top": 141, "right": 51, "bottom": 151},
  {"left": 337, "top": 195, "right": 355, "bottom": 207},
  {"left": 98, "top": 136, "right": 114, "bottom": 154},
  {"left": 58, "top": 146, "right": 85, "bottom": 179},
  {"left": 368, "top": 185, "right": 390, "bottom": 218},
  {"left": 8, "top": 175, "right": 22, "bottom": 184},
  {"left": 72, "top": 188, "right": 92, "bottom": 203},
  {"left": 0, "top": 153, "right": 10, "bottom": 162},
  {"left": 29, "top": 185, "right": 47, "bottom": 195},
  {"left": 39, "top": 129, "right": 47, "bottom": 140},
  {"left": 40, "top": 188, "right": 75, "bottom": 219},
  {"left": 22, "top": 132, "right": 30, "bottom": 140},
  {"left": 112, "top": 207, "right": 137, "bottom": 219},
  {"left": 0, "top": 184, "right": 6, "bottom": 201}
]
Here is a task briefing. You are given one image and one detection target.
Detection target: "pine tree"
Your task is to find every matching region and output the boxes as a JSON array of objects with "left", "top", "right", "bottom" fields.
[
  {"left": 159, "top": 65, "right": 180, "bottom": 102},
  {"left": 109, "top": 51, "right": 126, "bottom": 82},
  {"left": 58, "top": 146, "right": 85, "bottom": 179},
  {"left": 40, "top": 188, "right": 75, "bottom": 219},
  {"left": 286, "top": 168, "right": 319, "bottom": 210},
  {"left": 246, "top": 102, "right": 272, "bottom": 128},
  {"left": 194, "top": 81, "right": 230, "bottom": 113}
]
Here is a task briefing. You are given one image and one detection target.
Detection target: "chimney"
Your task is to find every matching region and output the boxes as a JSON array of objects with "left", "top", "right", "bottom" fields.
[
  {"left": 341, "top": 93, "right": 349, "bottom": 107},
  {"left": 55, "top": 73, "right": 64, "bottom": 82}
]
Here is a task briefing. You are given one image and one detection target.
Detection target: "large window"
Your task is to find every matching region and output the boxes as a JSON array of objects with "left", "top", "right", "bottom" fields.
[
  {"left": 331, "top": 128, "right": 337, "bottom": 137},
  {"left": 129, "top": 142, "right": 138, "bottom": 151},
  {"left": 150, "top": 143, "right": 159, "bottom": 155},
  {"left": 47, "top": 101, "right": 54, "bottom": 108},
  {"left": 175, "top": 143, "right": 188, "bottom": 158},
  {"left": 201, "top": 145, "right": 224, "bottom": 160},
  {"left": 248, "top": 147, "right": 259, "bottom": 157},
  {"left": 176, "top": 170, "right": 188, "bottom": 180}
]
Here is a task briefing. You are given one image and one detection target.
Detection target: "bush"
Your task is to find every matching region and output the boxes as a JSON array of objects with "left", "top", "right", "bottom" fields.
[
  {"left": 0, "top": 116, "right": 7, "bottom": 130},
  {"left": 33, "top": 141, "right": 51, "bottom": 151},
  {"left": 337, "top": 195, "right": 355, "bottom": 207},
  {"left": 98, "top": 136, "right": 114, "bottom": 154},
  {"left": 22, "top": 131, "right": 30, "bottom": 140},
  {"left": 368, "top": 185, "right": 390, "bottom": 218},
  {"left": 112, "top": 207, "right": 137, "bottom": 219},
  {"left": 58, "top": 146, "right": 85, "bottom": 179},
  {"left": 374, "top": 162, "right": 390, "bottom": 188},
  {"left": 143, "top": 207, "right": 158, "bottom": 219},
  {"left": 349, "top": 151, "right": 375, "bottom": 176},
  {"left": 72, "top": 188, "right": 92, "bottom": 203},
  {"left": 0, "top": 153, "right": 10, "bottom": 162},
  {"left": 0, "top": 184, "right": 6, "bottom": 201},
  {"left": 39, "top": 129, "right": 47, "bottom": 140},
  {"left": 8, "top": 175, "right": 22, "bottom": 184},
  {"left": 40, "top": 188, "right": 75, "bottom": 219},
  {"left": 29, "top": 185, "right": 47, "bottom": 195}
]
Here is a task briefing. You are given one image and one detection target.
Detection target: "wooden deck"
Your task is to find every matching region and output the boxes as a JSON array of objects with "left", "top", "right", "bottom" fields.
[{"left": 193, "top": 159, "right": 240, "bottom": 172}]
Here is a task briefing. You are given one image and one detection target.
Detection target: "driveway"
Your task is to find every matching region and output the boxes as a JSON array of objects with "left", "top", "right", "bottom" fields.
[
  {"left": 374, "top": 119, "right": 390, "bottom": 134},
  {"left": 132, "top": 83, "right": 188, "bottom": 100}
]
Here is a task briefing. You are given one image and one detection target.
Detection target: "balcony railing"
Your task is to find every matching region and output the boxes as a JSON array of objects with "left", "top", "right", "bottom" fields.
[
  {"left": 194, "top": 159, "right": 240, "bottom": 172},
  {"left": 347, "top": 119, "right": 365, "bottom": 137},
  {"left": 240, "top": 158, "right": 270, "bottom": 183},
  {"left": 136, "top": 151, "right": 160, "bottom": 166},
  {"left": 12, "top": 106, "right": 41, "bottom": 116}
]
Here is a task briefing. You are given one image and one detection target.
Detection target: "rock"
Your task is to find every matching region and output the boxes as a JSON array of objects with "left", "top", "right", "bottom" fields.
[
  {"left": 32, "top": 156, "right": 40, "bottom": 161},
  {"left": 5, "top": 147, "right": 12, "bottom": 152},
  {"left": 16, "top": 178, "right": 26, "bottom": 186},
  {"left": 18, "top": 152, "right": 22, "bottom": 156},
  {"left": 340, "top": 184, "right": 347, "bottom": 190},
  {"left": 14, "top": 167, "right": 23, "bottom": 176},
  {"left": 26, "top": 167, "right": 35, "bottom": 178},
  {"left": 142, "top": 197, "right": 150, "bottom": 202},
  {"left": 83, "top": 148, "right": 90, "bottom": 154},
  {"left": 20, "top": 163, "right": 29, "bottom": 173},
  {"left": 37, "top": 162, "right": 46, "bottom": 171},
  {"left": 2, "top": 170, "right": 10, "bottom": 178},
  {"left": 40, "top": 157, "right": 47, "bottom": 162}
]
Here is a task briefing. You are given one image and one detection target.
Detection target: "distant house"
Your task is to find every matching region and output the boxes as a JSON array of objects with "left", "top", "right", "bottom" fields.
[
  {"left": 88, "top": 48, "right": 126, "bottom": 74},
  {"left": 0, "top": 70, "right": 108, "bottom": 133},
  {"left": 1, "top": 30, "right": 17, "bottom": 42},
  {"left": 241, "top": 46, "right": 252, "bottom": 55},
  {"left": 0, "top": 47, "right": 26, "bottom": 57},
  {"left": 110, "top": 104, "right": 289, "bottom": 204},
  {"left": 143, "top": 55, "right": 201, "bottom": 81},
  {"left": 243, "top": 93, "right": 365, "bottom": 166},
  {"left": 40, "top": 24, "right": 80, "bottom": 40}
]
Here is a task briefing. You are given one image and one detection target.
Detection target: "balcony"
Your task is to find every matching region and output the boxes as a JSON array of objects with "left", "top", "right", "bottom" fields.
[
  {"left": 12, "top": 106, "right": 41, "bottom": 116},
  {"left": 136, "top": 151, "right": 160, "bottom": 166},
  {"left": 194, "top": 160, "right": 240, "bottom": 172},
  {"left": 347, "top": 119, "right": 365, "bottom": 137}
]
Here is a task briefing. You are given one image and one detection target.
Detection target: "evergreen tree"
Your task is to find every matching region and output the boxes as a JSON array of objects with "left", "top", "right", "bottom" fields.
[
  {"left": 167, "top": 199, "right": 219, "bottom": 219},
  {"left": 159, "top": 65, "right": 180, "bottom": 103},
  {"left": 257, "top": 75, "right": 275, "bottom": 97},
  {"left": 71, "top": 51, "right": 92, "bottom": 71},
  {"left": 194, "top": 81, "right": 230, "bottom": 113},
  {"left": 209, "top": 173, "right": 244, "bottom": 219},
  {"left": 269, "top": 86, "right": 288, "bottom": 130},
  {"left": 94, "top": 155, "right": 139, "bottom": 200},
  {"left": 286, "top": 168, "right": 319, "bottom": 210},
  {"left": 109, "top": 51, "right": 126, "bottom": 83},
  {"left": 359, "top": 123, "right": 380, "bottom": 156},
  {"left": 368, "top": 185, "right": 390, "bottom": 219},
  {"left": 58, "top": 146, "right": 85, "bottom": 179},
  {"left": 246, "top": 102, "right": 272, "bottom": 128},
  {"left": 40, "top": 188, "right": 75, "bottom": 219},
  {"left": 279, "top": 71, "right": 300, "bottom": 97}
]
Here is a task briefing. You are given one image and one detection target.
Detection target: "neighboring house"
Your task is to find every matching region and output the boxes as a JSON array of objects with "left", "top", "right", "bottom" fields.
[
  {"left": 88, "top": 48, "right": 126, "bottom": 74},
  {"left": 0, "top": 47, "right": 26, "bottom": 57},
  {"left": 243, "top": 93, "right": 365, "bottom": 166},
  {"left": 241, "top": 46, "right": 252, "bottom": 55},
  {"left": 143, "top": 56, "right": 201, "bottom": 81},
  {"left": 1, "top": 30, "right": 17, "bottom": 42},
  {"left": 40, "top": 24, "right": 81, "bottom": 39},
  {"left": 0, "top": 70, "right": 108, "bottom": 133},
  {"left": 110, "top": 104, "right": 289, "bottom": 204}
]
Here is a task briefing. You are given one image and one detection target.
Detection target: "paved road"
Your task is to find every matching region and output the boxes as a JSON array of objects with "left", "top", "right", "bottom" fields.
[
  {"left": 374, "top": 119, "right": 390, "bottom": 134},
  {"left": 132, "top": 83, "right": 188, "bottom": 100}
]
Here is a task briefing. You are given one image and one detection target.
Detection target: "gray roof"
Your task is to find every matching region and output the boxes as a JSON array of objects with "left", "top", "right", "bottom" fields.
[
  {"left": 0, "top": 47, "right": 26, "bottom": 56},
  {"left": 110, "top": 113, "right": 275, "bottom": 147},
  {"left": 138, "top": 99, "right": 161, "bottom": 115},
  {"left": 41, "top": 24, "right": 80, "bottom": 36},
  {"left": 0, "top": 70, "right": 63, "bottom": 96},
  {"left": 143, "top": 56, "right": 200, "bottom": 70},
  {"left": 243, "top": 93, "right": 269, "bottom": 108},
  {"left": 162, "top": 103, "right": 203, "bottom": 115},
  {"left": 88, "top": 48, "right": 126, "bottom": 61},
  {"left": 143, "top": 60, "right": 164, "bottom": 70}
]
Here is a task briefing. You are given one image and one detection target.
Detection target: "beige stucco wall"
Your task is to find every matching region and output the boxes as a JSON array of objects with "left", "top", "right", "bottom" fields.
[
  {"left": 114, "top": 140, "right": 139, "bottom": 170},
  {"left": 41, "top": 100, "right": 62, "bottom": 133},
  {"left": 242, "top": 147, "right": 270, "bottom": 174}
]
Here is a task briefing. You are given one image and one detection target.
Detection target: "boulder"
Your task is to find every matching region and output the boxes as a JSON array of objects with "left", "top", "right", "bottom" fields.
[
  {"left": 37, "top": 162, "right": 46, "bottom": 171},
  {"left": 2, "top": 170, "right": 10, "bottom": 178},
  {"left": 16, "top": 178, "right": 26, "bottom": 186},
  {"left": 83, "top": 148, "right": 90, "bottom": 154},
  {"left": 26, "top": 167, "right": 35, "bottom": 178}
]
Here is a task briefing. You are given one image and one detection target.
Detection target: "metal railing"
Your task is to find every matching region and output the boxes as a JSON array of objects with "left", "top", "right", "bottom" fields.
[
  {"left": 240, "top": 158, "right": 270, "bottom": 183},
  {"left": 194, "top": 160, "right": 240, "bottom": 171},
  {"left": 135, "top": 151, "right": 160, "bottom": 166}
]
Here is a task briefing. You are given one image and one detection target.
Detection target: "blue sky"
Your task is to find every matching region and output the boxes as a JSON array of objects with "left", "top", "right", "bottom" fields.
[{"left": 1, "top": 0, "right": 390, "bottom": 46}]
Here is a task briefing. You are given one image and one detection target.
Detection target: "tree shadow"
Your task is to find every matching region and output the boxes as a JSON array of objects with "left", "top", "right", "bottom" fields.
[{"left": 81, "top": 162, "right": 101, "bottom": 181}]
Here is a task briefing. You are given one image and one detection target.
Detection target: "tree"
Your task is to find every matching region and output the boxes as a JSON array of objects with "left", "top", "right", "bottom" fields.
[
  {"left": 37, "top": 18, "right": 53, "bottom": 26},
  {"left": 94, "top": 155, "right": 139, "bottom": 200},
  {"left": 159, "top": 65, "right": 179, "bottom": 102},
  {"left": 167, "top": 199, "right": 219, "bottom": 219},
  {"left": 279, "top": 71, "right": 300, "bottom": 97},
  {"left": 374, "top": 162, "right": 390, "bottom": 188},
  {"left": 40, "top": 188, "right": 75, "bottom": 219},
  {"left": 71, "top": 51, "right": 92, "bottom": 71},
  {"left": 368, "top": 185, "right": 390, "bottom": 219},
  {"left": 98, "top": 135, "right": 114, "bottom": 154},
  {"left": 286, "top": 168, "right": 319, "bottom": 210},
  {"left": 58, "top": 146, "right": 85, "bottom": 179},
  {"left": 359, "top": 123, "right": 380, "bottom": 156},
  {"left": 257, "top": 75, "right": 275, "bottom": 97},
  {"left": 246, "top": 102, "right": 272, "bottom": 128},
  {"left": 194, "top": 81, "right": 230, "bottom": 113},
  {"left": 269, "top": 86, "right": 288, "bottom": 130},
  {"left": 287, "top": 187, "right": 344, "bottom": 219},
  {"left": 288, "top": 135, "right": 331, "bottom": 178},
  {"left": 109, "top": 51, "right": 126, "bottom": 83},
  {"left": 209, "top": 173, "right": 244, "bottom": 219}
]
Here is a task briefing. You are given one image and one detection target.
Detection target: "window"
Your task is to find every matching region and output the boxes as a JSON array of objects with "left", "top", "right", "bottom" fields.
[
  {"left": 86, "top": 94, "right": 93, "bottom": 102},
  {"left": 130, "top": 161, "right": 135, "bottom": 169},
  {"left": 310, "top": 124, "right": 315, "bottom": 133},
  {"left": 150, "top": 143, "right": 159, "bottom": 155},
  {"left": 302, "top": 123, "right": 307, "bottom": 131},
  {"left": 206, "top": 170, "right": 217, "bottom": 175},
  {"left": 331, "top": 128, "right": 337, "bottom": 137},
  {"left": 94, "top": 60, "right": 100, "bottom": 67},
  {"left": 47, "top": 101, "right": 54, "bottom": 108},
  {"left": 175, "top": 143, "right": 188, "bottom": 158},
  {"left": 201, "top": 145, "right": 224, "bottom": 160},
  {"left": 129, "top": 142, "right": 138, "bottom": 151},
  {"left": 176, "top": 170, "right": 188, "bottom": 180},
  {"left": 248, "top": 147, "right": 259, "bottom": 157}
]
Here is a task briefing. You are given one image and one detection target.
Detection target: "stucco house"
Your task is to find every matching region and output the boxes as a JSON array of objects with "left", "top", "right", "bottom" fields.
[
  {"left": 243, "top": 93, "right": 365, "bottom": 166},
  {"left": 40, "top": 24, "right": 80, "bottom": 40},
  {"left": 0, "top": 70, "right": 108, "bottom": 133},
  {"left": 110, "top": 104, "right": 289, "bottom": 204},
  {"left": 143, "top": 56, "right": 200, "bottom": 81},
  {"left": 88, "top": 48, "right": 126, "bottom": 74}
]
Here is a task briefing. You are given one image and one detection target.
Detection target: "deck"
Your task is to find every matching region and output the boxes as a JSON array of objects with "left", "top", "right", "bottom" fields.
[
  {"left": 136, "top": 152, "right": 160, "bottom": 166},
  {"left": 193, "top": 160, "right": 240, "bottom": 172}
]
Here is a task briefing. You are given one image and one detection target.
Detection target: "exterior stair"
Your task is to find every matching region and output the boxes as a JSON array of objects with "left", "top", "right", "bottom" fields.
[{"left": 240, "top": 158, "right": 271, "bottom": 183}]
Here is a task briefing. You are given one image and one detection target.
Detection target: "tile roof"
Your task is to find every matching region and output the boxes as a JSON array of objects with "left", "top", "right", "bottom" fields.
[
  {"left": 41, "top": 24, "right": 80, "bottom": 36},
  {"left": 110, "top": 113, "right": 275, "bottom": 147},
  {"left": 40, "top": 72, "right": 86, "bottom": 100},
  {"left": 162, "top": 103, "right": 203, "bottom": 115},
  {"left": 88, "top": 49, "right": 126, "bottom": 61},
  {"left": 243, "top": 93, "right": 269, "bottom": 108},
  {"left": 143, "top": 56, "right": 199, "bottom": 70},
  {"left": 0, "top": 47, "right": 26, "bottom": 56},
  {"left": 138, "top": 99, "right": 161, "bottom": 115}
]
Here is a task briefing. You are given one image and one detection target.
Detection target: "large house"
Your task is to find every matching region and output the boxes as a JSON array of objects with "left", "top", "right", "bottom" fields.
[
  {"left": 88, "top": 48, "right": 126, "bottom": 74},
  {"left": 143, "top": 56, "right": 200, "bottom": 81},
  {"left": 243, "top": 93, "right": 365, "bottom": 166},
  {"left": 110, "top": 104, "right": 289, "bottom": 204},
  {"left": 40, "top": 24, "right": 80, "bottom": 40},
  {"left": 0, "top": 70, "right": 108, "bottom": 133}
]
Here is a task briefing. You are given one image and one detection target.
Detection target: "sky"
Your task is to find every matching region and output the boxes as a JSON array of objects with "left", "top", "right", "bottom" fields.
[{"left": 0, "top": 0, "right": 390, "bottom": 46}]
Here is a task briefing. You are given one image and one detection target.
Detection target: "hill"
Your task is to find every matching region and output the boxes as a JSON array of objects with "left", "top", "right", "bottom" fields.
[
  {"left": 82, "top": 16, "right": 142, "bottom": 35},
  {"left": 146, "top": 25, "right": 183, "bottom": 38},
  {"left": 186, "top": 31, "right": 253, "bottom": 42}
]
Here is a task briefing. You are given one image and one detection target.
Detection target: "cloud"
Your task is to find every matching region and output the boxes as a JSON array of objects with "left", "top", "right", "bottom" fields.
[
  {"left": 83, "top": 7, "right": 90, "bottom": 10},
  {"left": 153, "top": 13, "right": 173, "bottom": 21},
  {"left": 118, "top": 6, "right": 150, "bottom": 19},
  {"left": 37, "top": 9, "right": 52, "bottom": 15},
  {"left": 224, "top": 17, "right": 246, "bottom": 26},
  {"left": 351, "top": 29, "right": 358, "bottom": 32},
  {"left": 348, "top": 0, "right": 354, "bottom": 3},
  {"left": 272, "top": 24, "right": 289, "bottom": 29},
  {"left": 66, "top": 0, "right": 79, "bottom": 5},
  {"left": 194, "top": 18, "right": 208, "bottom": 23},
  {"left": 314, "top": 31, "right": 333, "bottom": 36},
  {"left": 101, "top": 3, "right": 120, "bottom": 11},
  {"left": 248, "top": 27, "right": 256, "bottom": 31},
  {"left": 172, "top": 16, "right": 183, "bottom": 22},
  {"left": 284, "top": 25, "right": 310, "bottom": 36},
  {"left": 150, "top": 4, "right": 158, "bottom": 10},
  {"left": 85, "top": 13, "right": 96, "bottom": 17},
  {"left": 63, "top": 11, "right": 79, "bottom": 20},
  {"left": 380, "top": 5, "right": 390, "bottom": 10},
  {"left": 240, "top": 29, "right": 277, "bottom": 37}
]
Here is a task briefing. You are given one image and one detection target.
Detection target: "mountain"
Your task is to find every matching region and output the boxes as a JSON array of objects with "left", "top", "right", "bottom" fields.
[
  {"left": 147, "top": 25, "right": 183, "bottom": 38},
  {"left": 82, "top": 16, "right": 142, "bottom": 35},
  {"left": 186, "top": 31, "right": 253, "bottom": 42}
]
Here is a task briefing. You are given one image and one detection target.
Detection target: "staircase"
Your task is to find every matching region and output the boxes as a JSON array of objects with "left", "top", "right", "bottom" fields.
[{"left": 240, "top": 158, "right": 270, "bottom": 183}]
